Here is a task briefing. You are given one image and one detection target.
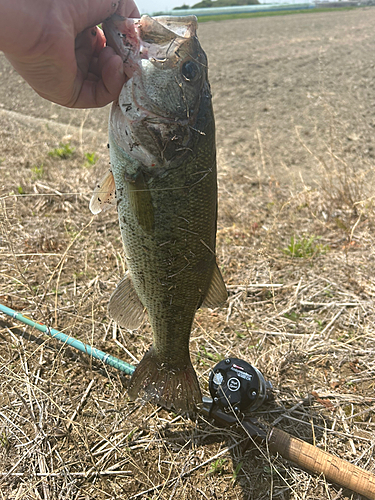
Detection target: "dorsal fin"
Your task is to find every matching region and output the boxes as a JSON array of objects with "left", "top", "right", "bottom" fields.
[
  {"left": 108, "top": 272, "right": 146, "bottom": 330},
  {"left": 90, "top": 169, "right": 116, "bottom": 214},
  {"left": 201, "top": 263, "right": 227, "bottom": 308}
]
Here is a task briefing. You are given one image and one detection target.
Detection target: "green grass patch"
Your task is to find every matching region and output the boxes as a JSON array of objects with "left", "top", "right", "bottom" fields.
[
  {"left": 283, "top": 311, "right": 301, "bottom": 322},
  {"left": 31, "top": 164, "right": 44, "bottom": 179},
  {"left": 84, "top": 152, "right": 98, "bottom": 167},
  {"left": 48, "top": 143, "right": 75, "bottom": 159},
  {"left": 196, "top": 346, "right": 223, "bottom": 366},
  {"left": 207, "top": 458, "right": 227, "bottom": 475},
  {"left": 283, "top": 235, "right": 329, "bottom": 259},
  {"left": 0, "top": 430, "right": 9, "bottom": 451},
  {"left": 232, "top": 461, "right": 243, "bottom": 482},
  {"left": 197, "top": 6, "right": 355, "bottom": 22}
]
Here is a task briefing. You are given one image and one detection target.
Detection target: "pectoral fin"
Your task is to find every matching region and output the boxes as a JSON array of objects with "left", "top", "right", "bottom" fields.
[
  {"left": 127, "top": 171, "right": 154, "bottom": 233},
  {"left": 108, "top": 272, "right": 146, "bottom": 330},
  {"left": 201, "top": 263, "right": 227, "bottom": 308},
  {"left": 90, "top": 169, "right": 116, "bottom": 214}
]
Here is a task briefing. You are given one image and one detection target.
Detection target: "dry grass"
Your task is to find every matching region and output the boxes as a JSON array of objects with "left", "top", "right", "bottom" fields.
[
  {"left": 1, "top": 12, "right": 375, "bottom": 497},
  {"left": 0, "top": 110, "right": 374, "bottom": 500}
]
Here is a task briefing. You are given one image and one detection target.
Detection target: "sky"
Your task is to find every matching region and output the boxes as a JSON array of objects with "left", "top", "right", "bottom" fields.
[
  {"left": 136, "top": 0, "right": 294, "bottom": 15},
  {"left": 137, "top": 0, "right": 196, "bottom": 14}
]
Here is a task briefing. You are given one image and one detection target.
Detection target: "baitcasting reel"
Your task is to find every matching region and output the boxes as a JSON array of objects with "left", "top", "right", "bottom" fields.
[{"left": 202, "top": 358, "right": 272, "bottom": 421}]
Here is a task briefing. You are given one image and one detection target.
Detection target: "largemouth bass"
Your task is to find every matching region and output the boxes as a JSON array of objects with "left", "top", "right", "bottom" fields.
[{"left": 90, "top": 15, "right": 227, "bottom": 412}]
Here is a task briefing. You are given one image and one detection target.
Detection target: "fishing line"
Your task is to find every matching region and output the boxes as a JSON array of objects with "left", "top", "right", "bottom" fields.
[{"left": 0, "top": 182, "right": 207, "bottom": 200}]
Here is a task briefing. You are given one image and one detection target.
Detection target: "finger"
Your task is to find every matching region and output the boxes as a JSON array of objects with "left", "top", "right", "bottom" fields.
[
  {"left": 72, "top": 1, "right": 121, "bottom": 35},
  {"left": 89, "top": 46, "right": 117, "bottom": 78},
  {"left": 86, "top": 72, "right": 100, "bottom": 82},
  {"left": 72, "top": 54, "right": 125, "bottom": 108},
  {"left": 75, "top": 28, "right": 98, "bottom": 77},
  {"left": 72, "top": 0, "right": 140, "bottom": 36},
  {"left": 115, "top": 0, "right": 140, "bottom": 18}
]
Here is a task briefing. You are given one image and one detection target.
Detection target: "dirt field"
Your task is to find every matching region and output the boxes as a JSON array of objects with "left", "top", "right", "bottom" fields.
[{"left": 1, "top": 7, "right": 375, "bottom": 500}]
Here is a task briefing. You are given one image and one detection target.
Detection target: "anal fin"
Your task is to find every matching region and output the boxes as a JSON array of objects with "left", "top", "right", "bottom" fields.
[
  {"left": 201, "top": 262, "right": 227, "bottom": 308},
  {"left": 108, "top": 272, "right": 146, "bottom": 330}
]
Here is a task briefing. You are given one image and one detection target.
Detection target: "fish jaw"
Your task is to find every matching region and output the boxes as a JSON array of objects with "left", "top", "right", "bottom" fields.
[
  {"left": 105, "top": 14, "right": 209, "bottom": 170},
  {"left": 103, "top": 15, "right": 199, "bottom": 77},
  {"left": 102, "top": 15, "right": 141, "bottom": 79}
]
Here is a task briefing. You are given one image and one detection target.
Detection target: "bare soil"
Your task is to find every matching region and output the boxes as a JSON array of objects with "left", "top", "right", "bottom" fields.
[{"left": 1, "top": 8, "right": 375, "bottom": 500}]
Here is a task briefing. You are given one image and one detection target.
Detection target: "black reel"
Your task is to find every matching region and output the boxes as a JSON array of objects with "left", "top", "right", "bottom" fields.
[{"left": 208, "top": 358, "right": 270, "bottom": 414}]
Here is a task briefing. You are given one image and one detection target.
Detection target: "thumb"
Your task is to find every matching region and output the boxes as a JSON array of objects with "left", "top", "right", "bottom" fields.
[
  {"left": 71, "top": 1, "right": 140, "bottom": 36},
  {"left": 71, "top": 1, "right": 121, "bottom": 35}
]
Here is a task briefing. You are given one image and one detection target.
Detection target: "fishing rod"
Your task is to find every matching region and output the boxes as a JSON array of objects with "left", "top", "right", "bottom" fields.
[
  {"left": 202, "top": 358, "right": 375, "bottom": 500},
  {"left": 0, "top": 303, "right": 134, "bottom": 376},
  {"left": 1, "top": 303, "right": 375, "bottom": 499}
]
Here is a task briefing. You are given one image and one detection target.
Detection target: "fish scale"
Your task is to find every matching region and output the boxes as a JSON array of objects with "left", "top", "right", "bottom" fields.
[{"left": 112, "top": 116, "right": 216, "bottom": 359}]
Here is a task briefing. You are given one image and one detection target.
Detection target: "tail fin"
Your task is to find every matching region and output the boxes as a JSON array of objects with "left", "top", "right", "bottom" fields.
[{"left": 128, "top": 348, "right": 201, "bottom": 413}]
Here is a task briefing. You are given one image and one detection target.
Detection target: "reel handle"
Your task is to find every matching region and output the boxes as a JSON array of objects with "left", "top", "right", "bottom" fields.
[{"left": 268, "top": 427, "right": 375, "bottom": 500}]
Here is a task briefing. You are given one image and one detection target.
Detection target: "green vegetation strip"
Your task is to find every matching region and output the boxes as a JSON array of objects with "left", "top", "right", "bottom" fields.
[{"left": 197, "top": 7, "right": 355, "bottom": 22}]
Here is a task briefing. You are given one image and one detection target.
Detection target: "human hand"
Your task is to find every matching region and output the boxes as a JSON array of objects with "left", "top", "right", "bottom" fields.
[{"left": 1, "top": 0, "right": 140, "bottom": 108}]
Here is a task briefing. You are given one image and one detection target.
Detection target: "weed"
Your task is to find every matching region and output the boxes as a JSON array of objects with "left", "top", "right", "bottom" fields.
[
  {"left": 322, "top": 158, "right": 373, "bottom": 212},
  {"left": 17, "top": 186, "right": 24, "bottom": 195},
  {"left": 0, "top": 430, "right": 9, "bottom": 451},
  {"left": 207, "top": 458, "right": 226, "bottom": 475},
  {"left": 31, "top": 164, "right": 44, "bottom": 179},
  {"left": 315, "top": 318, "right": 324, "bottom": 329},
  {"left": 232, "top": 462, "right": 243, "bottom": 482},
  {"left": 283, "top": 235, "right": 329, "bottom": 258},
  {"left": 283, "top": 311, "right": 301, "bottom": 322},
  {"left": 244, "top": 321, "right": 257, "bottom": 329},
  {"left": 84, "top": 152, "right": 98, "bottom": 167},
  {"left": 126, "top": 428, "right": 138, "bottom": 441},
  {"left": 196, "top": 346, "right": 223, "bottom": 366},
  {"left": 48, "top": 143, "right": 75, "bottom": 159},
  {"left": 335, "top": 218, "right": 349, "bottom": 232}
]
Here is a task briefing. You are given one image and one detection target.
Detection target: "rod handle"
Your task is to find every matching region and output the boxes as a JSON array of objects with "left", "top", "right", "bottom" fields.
[{"left": 268, "top": 427, "right": 375, "bottom": 500}]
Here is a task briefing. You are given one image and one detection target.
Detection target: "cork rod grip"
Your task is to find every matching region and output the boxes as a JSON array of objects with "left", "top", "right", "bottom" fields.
[{"left": 267, "top": 428, "right": 375, "bottom": 500}]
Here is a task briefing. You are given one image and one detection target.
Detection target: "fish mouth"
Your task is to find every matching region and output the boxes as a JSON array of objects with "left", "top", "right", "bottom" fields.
[
  {"left": 103, "top": 15, "right": 199, "bottom": 77},
  {"left": 103, "top": 15, "right": 206, "bottom": 121},
  {"left": 104, "top": 15, "right": 209, "bottom": 168}
]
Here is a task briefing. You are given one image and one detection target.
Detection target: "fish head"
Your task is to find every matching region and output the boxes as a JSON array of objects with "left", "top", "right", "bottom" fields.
[{"left": 104, "top": 15, "right": 211, "bottom": 169}]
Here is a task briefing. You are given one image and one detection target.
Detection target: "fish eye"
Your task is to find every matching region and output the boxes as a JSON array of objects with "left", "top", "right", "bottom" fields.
[{"left": 181, "top": 60, "right": 199, "bottom": 82}]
